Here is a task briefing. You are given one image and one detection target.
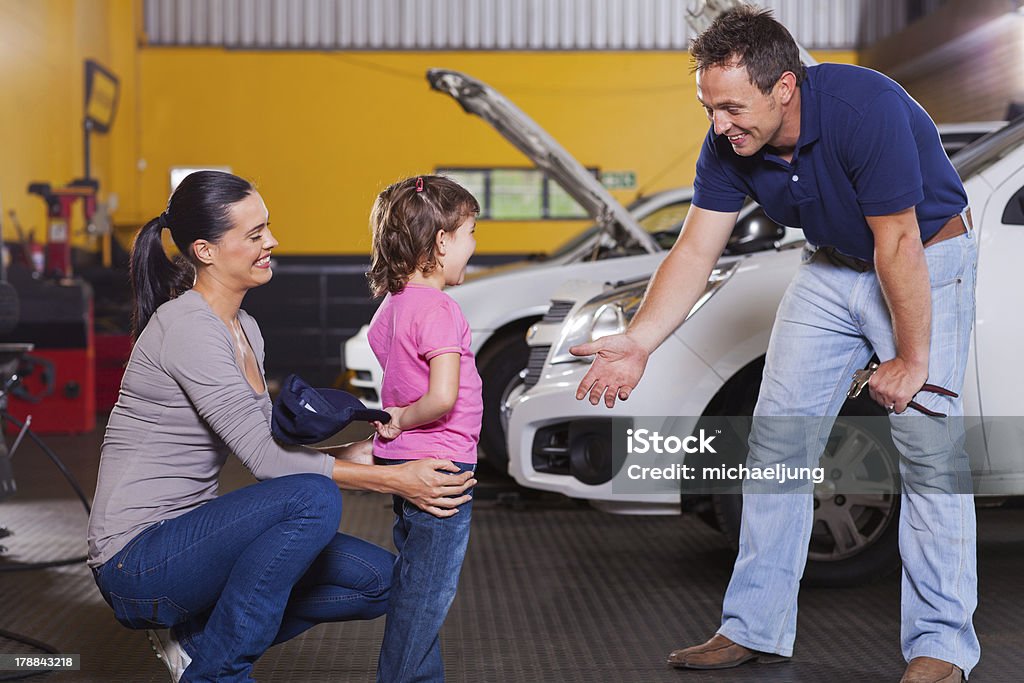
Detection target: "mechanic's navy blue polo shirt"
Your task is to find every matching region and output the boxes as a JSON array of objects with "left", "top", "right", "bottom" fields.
[{"left": 692, "top": 63, "right": 967, "bottom": 261}]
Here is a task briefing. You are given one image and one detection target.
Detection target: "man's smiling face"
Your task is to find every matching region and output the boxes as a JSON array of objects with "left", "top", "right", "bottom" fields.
[{"left": 696, "top": 60, "right": 788, "bottom": 157}]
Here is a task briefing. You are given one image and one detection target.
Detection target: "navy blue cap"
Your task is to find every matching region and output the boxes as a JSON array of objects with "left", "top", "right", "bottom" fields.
[{"left": 272, "top": 374, "right": 391, "bottom": 445}]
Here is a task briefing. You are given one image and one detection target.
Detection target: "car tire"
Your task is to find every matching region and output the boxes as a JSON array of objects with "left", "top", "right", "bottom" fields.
[
  {"left": 711, "top": 394, "right": 902, "bottom": 588},
  {"left": 476, "top": 328, "right": 531, "bottom": 476}
]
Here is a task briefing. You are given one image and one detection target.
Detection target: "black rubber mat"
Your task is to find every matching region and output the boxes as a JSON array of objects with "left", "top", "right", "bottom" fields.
[{"left": 1, "top": 425, "right": 1022, "bottom": 682}]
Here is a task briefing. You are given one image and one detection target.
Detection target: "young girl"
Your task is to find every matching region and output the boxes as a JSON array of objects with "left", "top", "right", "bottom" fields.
[{"left": 367, "top": 175, "right": 483, "bottom": 683}]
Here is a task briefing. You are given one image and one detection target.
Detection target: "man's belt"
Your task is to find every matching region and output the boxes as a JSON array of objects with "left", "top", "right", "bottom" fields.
[
  {"left": 820, "top": 247, "right": 873, "bottom": 272},
  {"left": 820, "top": 207, "right": 972, "bottom": 273},
  {"left": 923, "top": 207, "right": 972, "bottom": 248}
]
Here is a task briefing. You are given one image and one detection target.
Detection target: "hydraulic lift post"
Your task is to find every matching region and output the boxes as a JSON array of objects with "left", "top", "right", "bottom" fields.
[{"left": 26, "top": 180, "right": 98, "bottom": 279}]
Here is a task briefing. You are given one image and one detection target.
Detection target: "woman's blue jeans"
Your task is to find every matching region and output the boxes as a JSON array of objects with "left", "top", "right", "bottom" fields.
[
  {"left": 375, "top": 460, "right": 474, "bottom": 683},
  {"left": 718, "top": 233, "right": 980, "bottom": 677},
  {"left": 92, "top": 473, "right": 395, "bottom": 682}
]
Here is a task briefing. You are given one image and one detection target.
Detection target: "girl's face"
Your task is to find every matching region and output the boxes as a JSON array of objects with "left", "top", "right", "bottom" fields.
[
  {"left": 200, "top": 192, "right": 279, "bottom": 291},
  {"left": 441, "top": 214, "right": 477, "bottom": 286}
]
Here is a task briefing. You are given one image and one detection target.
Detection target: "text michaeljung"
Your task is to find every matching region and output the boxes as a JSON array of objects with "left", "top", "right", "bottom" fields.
[{"left": 626, "top": 462, "right": 826, "bottom": 485}]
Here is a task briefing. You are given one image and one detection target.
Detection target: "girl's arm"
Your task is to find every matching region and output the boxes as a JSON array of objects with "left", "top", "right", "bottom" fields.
[{"left": 378, "top": 352, "right": 460, "bottom": 437}]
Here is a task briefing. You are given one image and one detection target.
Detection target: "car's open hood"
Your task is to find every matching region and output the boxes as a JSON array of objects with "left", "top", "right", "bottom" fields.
[{"left": 427, "top": 68, "right": 661, "bottom": 255}]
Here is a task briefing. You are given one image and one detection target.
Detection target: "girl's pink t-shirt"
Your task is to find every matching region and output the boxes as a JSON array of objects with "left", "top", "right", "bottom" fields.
[{"left": 367, "top": 284, "right": 483, "bottom": 463}]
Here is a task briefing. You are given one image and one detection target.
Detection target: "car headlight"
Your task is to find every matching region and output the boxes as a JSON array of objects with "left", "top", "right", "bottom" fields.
[{"left": 549, "top": 261, "right": 740, "bottom": 365}]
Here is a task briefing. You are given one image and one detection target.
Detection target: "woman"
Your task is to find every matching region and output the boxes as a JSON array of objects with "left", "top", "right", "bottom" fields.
[{"left": 87, "top": 171, "right": 475, "bottom": 682}]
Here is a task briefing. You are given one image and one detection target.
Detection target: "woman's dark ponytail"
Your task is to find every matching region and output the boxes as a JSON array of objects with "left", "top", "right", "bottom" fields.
[
  {"left": 128, "top": 170, "right": 255, "bottom": 338},
  {"left": 129, "top": 217, "right": 195, "bottom": 338}
]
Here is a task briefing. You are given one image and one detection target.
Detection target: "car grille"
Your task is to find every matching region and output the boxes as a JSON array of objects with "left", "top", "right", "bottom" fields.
[
  {"left": 531, "top": 419, "right": 617, "bottom": 484},
  {"left": 541, "top": 300, "right": 575, "bottom": 324},
  {"left": 523, "top": 345, "right": 551, "bottom": 388}
]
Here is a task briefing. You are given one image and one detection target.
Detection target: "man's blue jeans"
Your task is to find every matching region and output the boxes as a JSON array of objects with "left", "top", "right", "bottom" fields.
[
  {"left": 718, "top": 233, "right": 980, "bottom": 677},
  {"left": 92, "top": 473, "right": 395, "bottom": 682},
  {"left": 376, "top": 460, "right": 474, "bottom": 683}
]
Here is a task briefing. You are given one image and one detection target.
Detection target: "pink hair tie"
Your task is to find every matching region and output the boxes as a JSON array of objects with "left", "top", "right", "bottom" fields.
[{"left": 415, "top": 177, "right": 424, "bottom": 193}]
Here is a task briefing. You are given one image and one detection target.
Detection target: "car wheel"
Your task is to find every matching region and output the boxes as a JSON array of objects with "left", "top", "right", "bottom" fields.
[
  {"left": 476, "top": 329, "right": 531, "bottom": 475},
  {"left": 712, "top": 396, "right": 902, "bottom": 588}
]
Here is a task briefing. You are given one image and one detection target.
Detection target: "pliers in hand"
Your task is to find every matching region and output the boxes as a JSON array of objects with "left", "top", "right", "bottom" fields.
[{"left": 847, "top": 362, "right": 958, "bottom": 417}]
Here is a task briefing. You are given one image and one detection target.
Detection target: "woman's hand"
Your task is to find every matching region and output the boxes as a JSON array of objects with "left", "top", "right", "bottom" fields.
[
  {"left": 391, "top": 459, "right": 476, "bottom": 518},
  {"left": 374, "top": 406, "right": 405, "bottom": 440}
]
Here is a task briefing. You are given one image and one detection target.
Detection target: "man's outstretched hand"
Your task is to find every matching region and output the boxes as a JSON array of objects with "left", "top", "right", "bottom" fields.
[{"left": 570, "top": 334, "right": 649, "bottom": 408}]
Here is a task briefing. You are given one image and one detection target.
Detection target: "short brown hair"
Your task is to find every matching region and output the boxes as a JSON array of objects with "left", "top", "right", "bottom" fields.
[
  {"left": 690, "top": 4, "right": 804, "bottom": 94},
  {"left": 367, "top": 175, "right": 480, "bottom": 297}
]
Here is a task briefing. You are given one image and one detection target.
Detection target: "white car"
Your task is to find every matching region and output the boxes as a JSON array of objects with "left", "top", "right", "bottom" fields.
[
  {"left": 343, "top": 68, "right": 802, "bottom": 470},
  {"left": 508, "top": 117, "right": 1024, "bottom": 587}
]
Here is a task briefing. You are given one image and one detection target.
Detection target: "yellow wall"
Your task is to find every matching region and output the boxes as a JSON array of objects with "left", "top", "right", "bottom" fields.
[
  {"left": 0, "top": 0, "right": 137, "bottom": 252},
  {"left": 133, "top": 48, "right": 855, "bottom": 255},
  {"left": 135, "top": 50, "right": 694, "bottom": 254},
  {"left": 0, "top": 1, "right": 855, "bottom": 255}
]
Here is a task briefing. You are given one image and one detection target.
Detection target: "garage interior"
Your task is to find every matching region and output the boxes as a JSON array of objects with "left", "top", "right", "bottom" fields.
[
  {"left": 2, "top": 0, "right": 1024, "bottom": 681},
  {"left": 6, "top": 426, "right": 1024, "bottom": 682}
]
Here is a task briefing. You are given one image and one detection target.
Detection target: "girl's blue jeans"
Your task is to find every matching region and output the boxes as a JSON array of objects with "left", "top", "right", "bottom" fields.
[{"left": 376, "top": 459, "right": 475, "bottom": 683}]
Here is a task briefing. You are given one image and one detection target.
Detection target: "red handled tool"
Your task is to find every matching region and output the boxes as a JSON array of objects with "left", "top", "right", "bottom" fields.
[{"left": 847, "top": 362, "right": 958, "bottom": 417}]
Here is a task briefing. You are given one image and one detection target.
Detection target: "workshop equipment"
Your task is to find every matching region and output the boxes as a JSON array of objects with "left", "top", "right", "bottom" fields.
[
  {"left": 23, "top": 60, "right": 119, "bottom": 278},
  {"left": 2, "top": 59, "right": 121, "bottom": 429},
  {"left": 26, "top": 179, "right": 98, "bottom": 279},
  {"left": 4, "top": 273, "right": 94, "bottom": 434}
]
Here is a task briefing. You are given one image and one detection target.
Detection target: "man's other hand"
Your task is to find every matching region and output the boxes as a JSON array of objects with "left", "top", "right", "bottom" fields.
[{"left": 868, "top": 357, "right": 928, "bottom": 414}]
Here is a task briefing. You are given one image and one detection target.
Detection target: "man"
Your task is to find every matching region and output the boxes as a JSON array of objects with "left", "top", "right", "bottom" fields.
[{"left": 570, "top": 6, "right": 978, "bottom": 683}]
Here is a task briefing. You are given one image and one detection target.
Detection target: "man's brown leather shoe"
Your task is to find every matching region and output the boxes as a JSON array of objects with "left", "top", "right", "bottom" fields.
[
  {"left": 900, "top": 657, "right": 964, "bottom": 683},
  {"left": 666, "top": 634, "right": 789, "bottom": 670}
]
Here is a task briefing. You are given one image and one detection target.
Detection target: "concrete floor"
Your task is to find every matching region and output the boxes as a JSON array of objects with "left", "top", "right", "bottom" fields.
[{"left": 1, "top": 421, "right": 1023, "bottom": 682}]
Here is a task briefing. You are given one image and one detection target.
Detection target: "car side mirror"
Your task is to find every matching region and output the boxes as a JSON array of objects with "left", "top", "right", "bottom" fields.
[{"left": 727, "top": 214, "right": 786, "bottom": 254}]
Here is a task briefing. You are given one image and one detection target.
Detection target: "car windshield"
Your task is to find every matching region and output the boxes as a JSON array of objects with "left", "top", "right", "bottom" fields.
[
  {"left": 638, "top": 201, "right": 691, "bottom": 233},
  {"left": 954, "top": 115, "right": 1024, "bottom": 179}
]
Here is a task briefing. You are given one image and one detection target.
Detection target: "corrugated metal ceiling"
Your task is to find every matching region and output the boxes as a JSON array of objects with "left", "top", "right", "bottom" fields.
[{"left": 143, "top": 0, "right": 925, "bottom": 51}]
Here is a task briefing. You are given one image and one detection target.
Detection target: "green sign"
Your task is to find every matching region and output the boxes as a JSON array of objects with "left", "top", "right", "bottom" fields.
[{"left": 601, "top": 171, "right": 637, "bottom": 190}]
